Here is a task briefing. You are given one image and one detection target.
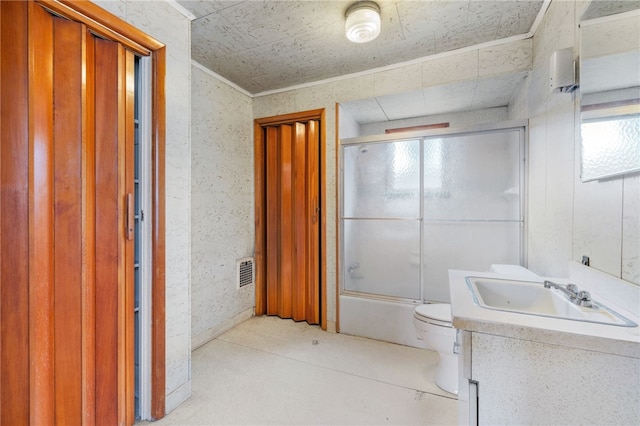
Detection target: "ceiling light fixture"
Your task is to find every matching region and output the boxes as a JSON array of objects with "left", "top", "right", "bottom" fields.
[{"left": 345, "top": 1, "right": 381, "bottom": 43}]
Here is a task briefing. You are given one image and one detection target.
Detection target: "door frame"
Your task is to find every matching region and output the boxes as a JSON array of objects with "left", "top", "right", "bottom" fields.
[
  {"left": 254, "top": 109, "right": 327, "bottom": 330},
  {"left": 36, "top": 0, "right": 167, "bottom": 420}
]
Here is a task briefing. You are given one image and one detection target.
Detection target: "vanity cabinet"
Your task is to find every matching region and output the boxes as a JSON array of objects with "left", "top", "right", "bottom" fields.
[{"left": 458, "top": 330, "right": 640, "bottom": 425}]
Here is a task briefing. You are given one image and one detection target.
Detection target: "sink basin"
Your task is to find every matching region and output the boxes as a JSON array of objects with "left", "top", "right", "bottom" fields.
[{"left": 465, "top": 277, "right": 637, "bottom": 327}]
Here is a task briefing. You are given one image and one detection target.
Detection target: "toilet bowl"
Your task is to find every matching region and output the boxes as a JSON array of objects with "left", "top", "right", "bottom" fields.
[
  {"left": 413, "top": 303, "right": 458, "bottom": 395},
  {"left": 413, "top": 266, "right": 540, "bottom": 395}
]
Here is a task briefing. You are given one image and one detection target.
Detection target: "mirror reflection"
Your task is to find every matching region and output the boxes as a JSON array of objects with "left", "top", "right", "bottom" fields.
[{"left": 579, "top": 2, "right": 640, "bottom": 181}]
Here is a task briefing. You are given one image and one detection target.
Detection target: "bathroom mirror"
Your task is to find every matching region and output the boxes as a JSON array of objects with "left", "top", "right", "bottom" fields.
[{"left": 579, "top": 2, "right": 640, "bottom": 181}]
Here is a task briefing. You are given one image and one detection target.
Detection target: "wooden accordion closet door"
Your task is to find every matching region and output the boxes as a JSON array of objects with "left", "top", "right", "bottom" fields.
[
  {"left": 264, "top": 120, "right": 320, "bottom": 325},
  {"left": 0, "top": 2, "right": 137, "bottom": 424}
]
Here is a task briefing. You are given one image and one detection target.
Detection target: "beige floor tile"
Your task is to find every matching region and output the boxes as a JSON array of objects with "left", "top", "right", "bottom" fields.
[
  {"left": 220, "top": 317, "right": 450, "bottom": 397},
  {"left": 143, "top": 316, "right": 457, "bottom": 426}
]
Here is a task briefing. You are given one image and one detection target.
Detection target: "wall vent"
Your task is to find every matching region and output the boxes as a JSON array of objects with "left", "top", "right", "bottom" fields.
[{"left": 237, "top": 257, "right": 254, "bottom": 289}]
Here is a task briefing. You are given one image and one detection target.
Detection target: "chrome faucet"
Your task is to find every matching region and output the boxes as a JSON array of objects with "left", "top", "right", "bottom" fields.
[{"left": 543, "top": 280, "right": 592, "bottom": 307}]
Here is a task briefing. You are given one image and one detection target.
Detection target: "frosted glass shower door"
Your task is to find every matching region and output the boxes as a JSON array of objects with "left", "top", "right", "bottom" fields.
[
  {"left": 423, "top": 130, "right": 523, "bottom": 302},
  {"left": 343, "top": 140, "right": 421, "bottom": 299},
  {"left": 341, "top": 126, "right": 524, "bottom": 303}
]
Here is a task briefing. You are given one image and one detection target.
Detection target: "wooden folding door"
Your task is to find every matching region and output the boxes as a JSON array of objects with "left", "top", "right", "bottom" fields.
[
  {"left": 0, "top": 1, "right": 146, "bottom": 424},
  {"left": 264, "top": 120, "right": 320, "bottom": 324}
]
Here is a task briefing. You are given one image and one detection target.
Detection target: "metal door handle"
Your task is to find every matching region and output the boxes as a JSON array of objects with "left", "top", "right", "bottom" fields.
[
  {"left": 312, "top": 198, "right": 319, "bottom": 223},
  {"left": 126, "top": 193, "right": 134, "bottom": 240}
]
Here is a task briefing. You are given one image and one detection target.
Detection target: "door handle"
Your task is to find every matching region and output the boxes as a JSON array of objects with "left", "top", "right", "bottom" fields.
[
  {"left": 312, "top": 197, "right": 319, "bottom": 223},
  {"left": 126, "top": 193, "right": 134, "bottom": 240}
]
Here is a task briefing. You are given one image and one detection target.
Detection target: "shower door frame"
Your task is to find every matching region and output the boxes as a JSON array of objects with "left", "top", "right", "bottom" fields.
[{"left": 338, "top": 120, "right": 528, "bottom": 304}]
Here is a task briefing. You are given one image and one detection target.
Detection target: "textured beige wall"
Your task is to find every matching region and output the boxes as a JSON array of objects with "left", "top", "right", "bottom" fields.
[
  {"left": 509, "top": 1, "right": 639, "bottom": 284},
  {"left": 190, "top": 64, "right": 255, "bottom": 349}
]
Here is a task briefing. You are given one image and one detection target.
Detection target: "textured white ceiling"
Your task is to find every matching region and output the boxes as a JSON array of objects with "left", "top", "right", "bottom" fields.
[{"left": 179, "top": 0, "right": 544, "bottom": 94}]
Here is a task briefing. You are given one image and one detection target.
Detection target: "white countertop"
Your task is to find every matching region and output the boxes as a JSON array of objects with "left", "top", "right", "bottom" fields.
[{"left": 448, "top": 269, "right": 640, "bottom": 358}]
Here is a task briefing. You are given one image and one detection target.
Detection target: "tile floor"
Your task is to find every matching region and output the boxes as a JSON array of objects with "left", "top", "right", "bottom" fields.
[{"left": 145, "top": 316, "right": 458, "bottom": 425}]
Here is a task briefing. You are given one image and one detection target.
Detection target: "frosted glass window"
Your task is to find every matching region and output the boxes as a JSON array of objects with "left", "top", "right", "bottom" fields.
[
  {"left": 343, "top": 219, "right": 420, "bottom": 299},
  {"left": 423, "top": 222, "right": 522, "bottom": 303},
  {"left": 343, "top": 139, "right": 420, "bottom": 218},
  {"left": 581, "top": 115, "right": 640, "bottom": 181},
  {"left": 423, "top": 131, "right": 521, "bottom": 221}
]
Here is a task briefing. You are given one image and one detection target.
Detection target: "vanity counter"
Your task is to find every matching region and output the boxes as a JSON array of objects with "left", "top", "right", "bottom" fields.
[
  {"left": 451, "top": 265, "right": 640, "bottom": 425},
  {"left": 448, "top": 269, "right": 640, "bottom": 358}
]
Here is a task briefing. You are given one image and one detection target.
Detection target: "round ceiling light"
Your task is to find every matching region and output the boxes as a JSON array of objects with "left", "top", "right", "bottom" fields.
[{"left": 345, "top": 1, "right": 381, "bottom": 43}]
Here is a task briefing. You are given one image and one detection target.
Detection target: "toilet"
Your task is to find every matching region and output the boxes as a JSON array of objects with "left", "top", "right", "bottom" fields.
[
  {"left": 413, "top": 264, "right": 542, "bottom": 395},
  {"left": 413, "top": 303, "right": 458, "bottom": 394}
]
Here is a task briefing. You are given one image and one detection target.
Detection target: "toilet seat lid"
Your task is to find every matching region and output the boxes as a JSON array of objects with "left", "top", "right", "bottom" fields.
[{"left": 415, "top": 303, "right": 452, "bottom": 323}]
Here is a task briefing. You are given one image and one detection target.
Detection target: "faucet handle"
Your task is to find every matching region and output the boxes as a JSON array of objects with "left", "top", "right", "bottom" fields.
[
  {"left": 566, "top": 283, "right": 578, "bottom": 294},
  {"left": 576, "top": 290, "right": 593, "bottom": 307},
  {"left": 577, "top": 290, "right": 591, "bottom": 301}
]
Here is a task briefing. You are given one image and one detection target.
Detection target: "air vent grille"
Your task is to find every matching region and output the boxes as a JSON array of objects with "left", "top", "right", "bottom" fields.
[{"left": 237, "top": 257, "right": 254, "bottom": 289}]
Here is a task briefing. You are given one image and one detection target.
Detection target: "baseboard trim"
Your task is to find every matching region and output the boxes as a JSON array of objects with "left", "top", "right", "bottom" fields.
[
  {"left": 191, "top": 307, "right": 254, "bottom": 351},
  {"left": 164, "top": 379, "right": 191, "bottom": 416}
]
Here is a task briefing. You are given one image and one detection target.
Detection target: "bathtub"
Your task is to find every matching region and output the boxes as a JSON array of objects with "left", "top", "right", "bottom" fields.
[
  {"left": 338, "top": 265, "right": 540, "bottom": 346},
  {"left": 339, "top": 294, "right": 424, "bottom": 347}
]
